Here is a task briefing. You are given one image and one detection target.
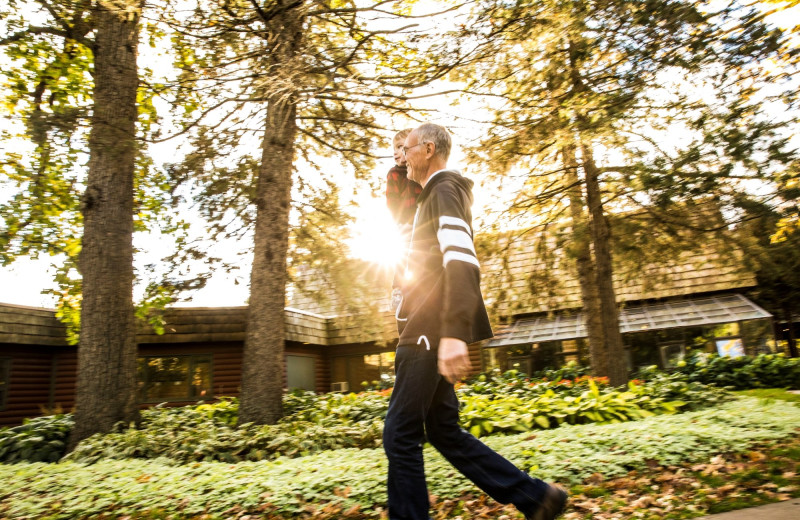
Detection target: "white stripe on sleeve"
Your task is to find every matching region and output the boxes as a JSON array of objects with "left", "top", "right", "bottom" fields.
[
  {"left": 443, "top": 250, "right": 481, "bottom": 268},
  {"left": 437, "top": 228, "right": 476, "bottom": 255},
  {"left": 439, "top": 215, "right": 472, "bottom": 236}
]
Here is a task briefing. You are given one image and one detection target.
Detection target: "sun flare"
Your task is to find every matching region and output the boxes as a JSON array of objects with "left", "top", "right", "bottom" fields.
[{"left": 347, "top": 198, "right": 406, "bottom": 268}]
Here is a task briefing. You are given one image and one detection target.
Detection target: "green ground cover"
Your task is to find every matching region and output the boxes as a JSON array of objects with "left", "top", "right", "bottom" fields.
[
  {"left": 2, "top": 371, "right": 728, "bottom": 464},
  {"left": 1, "top": 397, "right": 798, "bottom": 519},
  {"left": 734, "top": 388, "right": 800, "bottom": 403}
]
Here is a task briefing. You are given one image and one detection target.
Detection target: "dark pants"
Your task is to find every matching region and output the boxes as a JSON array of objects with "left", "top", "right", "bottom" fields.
[{"left": 383, "top": 345, "right": 547, "bottom": 520}]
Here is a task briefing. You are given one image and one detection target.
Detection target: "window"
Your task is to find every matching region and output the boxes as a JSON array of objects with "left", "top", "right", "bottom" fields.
[
  {"left": 331, "top": 352, "right": 395, "bottom": 391},
  {"left": 0, "top": 358, "right": 9, "bottom": 411},
  {"left": 137, "top": 355, "right": 212, "bottom": 403},
  {"left": 286, "top": 355, "right": 315, "bottom": 391},
  {"left": 741, "top": 319, "right": 776, "bottom": 354},
  {"left": 558, "top": 339, "right": 589, "bottom": 366},
  {"left": 482, "top": 347, "right": 507, "bottom": 372},
  {"left": 715, "top": 338, "right": 745, "bottom": 358},
  {"left": 659, "top": 342, "right": 685, "bottom": 368},
  {"left": 483, "top": 341, "right": 577, "bottom": 374}
]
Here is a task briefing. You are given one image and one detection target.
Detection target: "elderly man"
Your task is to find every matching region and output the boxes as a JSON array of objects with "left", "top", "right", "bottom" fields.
[{"left": 383, "top": 122, "right": 568, "bottom": 520}]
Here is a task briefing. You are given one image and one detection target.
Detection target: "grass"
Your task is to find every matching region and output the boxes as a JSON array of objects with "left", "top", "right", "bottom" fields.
[{"left": 734, "top": 388, "right": 800, "bottom": 404}]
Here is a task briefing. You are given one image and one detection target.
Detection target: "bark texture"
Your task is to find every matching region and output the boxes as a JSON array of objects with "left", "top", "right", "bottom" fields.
[
  {"left": 69, "top": 2, "right": 141, "bottom": 450},
  {"left": 564, "top": 37, "right": 626, "bottom": 385},
  {"left": 783, "top": 306, "right": 799, "bottom": 358},
  {"left": 239, "top": 9, "right": 304, "bottom": 425},
  {"left": 582, "top": 145, "right": 628, "bottom": 387},
  {"left": 563, "top": 146, "right": 606, "bottom": 376}
]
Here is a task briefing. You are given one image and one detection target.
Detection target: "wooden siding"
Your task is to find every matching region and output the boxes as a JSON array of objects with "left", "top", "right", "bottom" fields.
[
  {"left": 467, "top": 341, "right": 483, "bottom": 378},
  {"left": 0, "top": 302, "right": 336, "bottom": 348},
  {"left": 285, "top": 310, "right": 330, "bottom": 346},
  {"left": 51, "top": 350, "right": 77, "bottom": 414},
  {"left": 0, "top": 346, "right": 55, "bottom": 427},
  {"left": 138, "top": 342, "right": 244, "bottom": 401}
]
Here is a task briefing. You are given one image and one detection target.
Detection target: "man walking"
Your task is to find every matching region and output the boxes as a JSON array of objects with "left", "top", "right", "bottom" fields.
[{"left": 383, "top": 123, "right": 567, "bottom": 520}]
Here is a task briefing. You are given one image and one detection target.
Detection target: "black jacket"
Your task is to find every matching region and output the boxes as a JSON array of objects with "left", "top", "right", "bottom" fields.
[{"left": 396, "top": 170, "right": 493, "bottom": 349}]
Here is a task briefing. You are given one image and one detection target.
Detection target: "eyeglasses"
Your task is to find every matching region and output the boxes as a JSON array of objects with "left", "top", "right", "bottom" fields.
[{"left": 401, "top": 142, "right": 427, "bottom": 156}]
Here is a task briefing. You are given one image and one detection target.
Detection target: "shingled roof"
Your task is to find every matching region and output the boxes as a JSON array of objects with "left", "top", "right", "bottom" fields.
[
  {"left": 481, "top": 227, "right": 756, "bottom": 319},
  {"left": 0, "top": 303, "right": 356, "bottom": 347},
  {"left": 0, "top": 303, "right": 67, "bottom": 346},
  {"left": 135, "top": 306, "right": 333, "bottom": 345}
]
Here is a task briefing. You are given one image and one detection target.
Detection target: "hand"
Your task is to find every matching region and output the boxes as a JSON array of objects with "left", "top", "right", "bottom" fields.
[{"left": 438, "top": 337, "right": 472, "bottom": 384}]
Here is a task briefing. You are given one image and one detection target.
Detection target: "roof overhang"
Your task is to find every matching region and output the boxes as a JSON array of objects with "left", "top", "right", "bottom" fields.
[{"left": 487, "top": 293, "right": 772, "bottom": 348}]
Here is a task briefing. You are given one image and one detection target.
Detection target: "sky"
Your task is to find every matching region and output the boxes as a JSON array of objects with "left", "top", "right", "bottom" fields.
[{"left": 1, "top": 1, "right": 799, "bottom": 310}]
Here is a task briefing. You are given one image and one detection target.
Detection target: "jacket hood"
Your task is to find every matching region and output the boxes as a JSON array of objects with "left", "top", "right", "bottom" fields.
[{"left": 419, "top": 170, "right": 474, "bottom": 206}]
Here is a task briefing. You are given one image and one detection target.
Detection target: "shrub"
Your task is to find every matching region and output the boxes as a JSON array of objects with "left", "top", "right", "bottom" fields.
[
  {"left": 671, "top": 353, "right": 800, "bottom": 390},
  {"left": 1, "top": 367, "right": 733, "bottom": 465},
  {"left": 462, "top": 369, "right": 610, "bottom": 399},
  {"left": 65, "top": 405, "right": 384, "bottom": 464},
  {"left": 284, "top": 390, "right": 390, "bottom": 424},
  {"left": 67, "top": 381, "right": 702, "bottom": 463},
  {"left": 459, "top": 378, "right": 688, "bottom": 437},
  {"left": 632, "top": 370, "right": 732, "bottom": 410},
  {"left": 0, "top": 414, "right": 73, "bottom": 463},
  {"left": 532, "top": 360, "right": 592, "bottom": 382}
]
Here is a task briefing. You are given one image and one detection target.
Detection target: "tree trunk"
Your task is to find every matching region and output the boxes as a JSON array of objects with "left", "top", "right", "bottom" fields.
[
  {"left": 69, "top": 2, "right": 141, "bottom": 450},
  {"left": 239, "top": 97, "right": 296, "bottom": 425},
  {"left": 563, "top": 146, "right": 606, "bottom": 376},
  {"left": 581, "top": 144, "right": 628, "bottom": 387},
  {"left": 239, "top": 10, "right": 303, "bottom": 425},
  {"left": 782, "top": 305, "right": 799, "bottom": 358}
]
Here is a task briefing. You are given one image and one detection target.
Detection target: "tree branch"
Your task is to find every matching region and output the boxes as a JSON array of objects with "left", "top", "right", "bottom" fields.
[{"left": 0, "top": 26, "right": 69, "bottom": 46}]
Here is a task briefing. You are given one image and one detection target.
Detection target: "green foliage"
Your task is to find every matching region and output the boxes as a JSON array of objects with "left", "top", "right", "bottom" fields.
[
  {"left": 68, "top": 374, "right": 730, "bottom": 463},
  {"left": 192, "top": 398, "right": 240, "bottom": 426},
  {"left": 0, "top": 398, "right": 798, "bottom": 518},
  {"left": 668, "top": 353, "right": 800, "bottom": 390},
  {"left": 533, "top": 362, "right": 592, "bottom": 382},
  {"left": 65, "top": 394, "right": 390, "bottom": 464},
  {"left": 462, "top": 369, "right": 607, "bottom": 399},
  {"left": 0, "top": 414, "right": 73, "bottom": 463},
  {"left": 65, "top": 395, "right": 384, "bottom": 464},
  {"left": 3, "top": 369, "right": 737, "bottom": 464},
  {"left": 458, "top": 377, "right": 690, "bottom": 438},
  {"left": 734, "top": 388, "right": 800, "bottom": 403},
  {"left": 0, "top": 0, "right": 214, "bottom": 342},
  {"left": 283, "top": 390, "right": 390, "bottom": 424},
  {"left": 631, "top": 370, "right": 732, "bottom": 410}
]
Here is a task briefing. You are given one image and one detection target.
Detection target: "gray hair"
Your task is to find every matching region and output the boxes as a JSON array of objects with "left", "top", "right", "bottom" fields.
[{"left": 415, "top": 123, "right": 451, "bottom": 162}]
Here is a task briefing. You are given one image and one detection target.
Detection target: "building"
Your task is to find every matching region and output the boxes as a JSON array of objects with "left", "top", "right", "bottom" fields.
[
  {"left": 0, "top": 230, "right": 778, "bottom": 427},
  {"left": 480, "top": 230, "right": 776, "bottom": 374},
  {"left": 0, "top": 302, "right": 412, "bottom": 427}
]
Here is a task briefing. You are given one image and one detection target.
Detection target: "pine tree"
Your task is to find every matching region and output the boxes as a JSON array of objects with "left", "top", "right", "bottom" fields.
[
  {"left": 162, "top": 0, "right": 461, "bottom": 424},
  {"left": 455, "top": 0, "right": 796, "bottom": 385},
  {"left": 0, "top": 0, "right": 146, "bottom": 448},
  {"left": 0, "top": 0, "right": 204, "bottom": 447}
]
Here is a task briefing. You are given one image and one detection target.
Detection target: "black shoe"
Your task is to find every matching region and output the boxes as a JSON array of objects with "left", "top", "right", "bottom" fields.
[{"left": 525, "top": 483, "right": 568, "bottom": 520}]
